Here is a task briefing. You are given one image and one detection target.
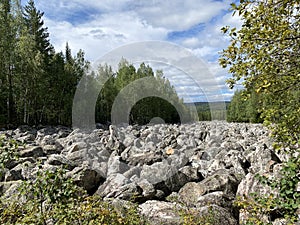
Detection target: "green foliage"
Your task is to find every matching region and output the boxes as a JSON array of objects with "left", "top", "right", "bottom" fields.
[
  {"left": 0, "top": 165, "right": 149, "bottom": 225},
  {"left": 227, "top": 90, "right": 248, "bottom": 123},
  {"left": 220, "top": 0, "right": 300, "bottom": 146},
  {"left": 0, "top": 0, "right": 21, "bottom": 124},
  {"left": 166, "top": 196, "right": 220, "bottom": 225},
  {"left": 1, "top": 1, "right": 193, "bottom": 127},
  {"left": 179, "top": 206, "right": 218, "bottom": 225},
  {"left": 254, "top": 156, "right": 300, "bottom": 223},
  {"left": 96, "top": 60, "right": 192, "bottom": 125},
  {"left": 235, "top": 156, "right": 300, "bottom": 224},
  {"left": 277, "top": 157, "right": 300, "bottom": 220},
  {"left": 130, "top": 97, "right": 180, "bottom": 125},
  {"left": 227, "top": 89, "right": 262, "bottom": 123},
  {"left": 185, "top": 102, "right": 228, "bottom": 121},
  {"left": 19, "top": 166, "right": 82, "bottom": 205},
  {"left": 234, "top": 194, "right": 276, "bottom": 225},
  {"left": 12, "top": 166, "right": 84, "bottom": 224},
  {"left": 0, "top": 135, "right": 19, "bottom": 178},
  {"left": 220, "top": 0, "right": 300, "bottom": 223}
]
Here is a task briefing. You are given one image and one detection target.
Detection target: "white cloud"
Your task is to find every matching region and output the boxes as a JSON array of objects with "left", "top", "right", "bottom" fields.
[
  {"left": 35, "top": 0, "right": 241, "bottom": 102},
  {"left": 45, "top": 12, "right": 167, "bottom": 61},
  {"left": 192, "top": 46, "right": 218, "bottom": 60},
  {"left": 181, "top": 37, "right": 200, "bottom": 48},
  {"left": 40, "top": 0, "right": 241, "bottom": 62},
  {"left": 178, "top": 11, "right": 242, "bottom": 60},
  {"left": 135, "top": 0, "right": 231, "bottom": 31}
]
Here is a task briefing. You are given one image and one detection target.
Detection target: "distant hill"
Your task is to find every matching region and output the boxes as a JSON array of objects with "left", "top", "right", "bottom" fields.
[{"left": 184, "top": 101, "right": 230, "bottom": 121}]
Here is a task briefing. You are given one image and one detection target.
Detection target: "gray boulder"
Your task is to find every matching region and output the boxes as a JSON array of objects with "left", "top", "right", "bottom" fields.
[
  {"left": 139, "top": 200, "right": 183, "bottom": 225},
  {"left": 19, "top": 146, "right": 44, "bottom": 157},
  {"left": 68, "top": 166, "right": 105, "bottom": 195}
]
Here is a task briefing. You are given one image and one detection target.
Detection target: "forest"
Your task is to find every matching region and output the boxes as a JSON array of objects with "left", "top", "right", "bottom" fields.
[
  {"left": 0, "top": 0, "right": 225, "bottom": 128},
  {"left": 0, "top": 0, "right": 90, "bottom": 126},
  {"left": 1, "top": 0, "right": 299, "bottom": 134}
]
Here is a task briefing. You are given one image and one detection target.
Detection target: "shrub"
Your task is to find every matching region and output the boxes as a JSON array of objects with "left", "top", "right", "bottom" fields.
[
  {"left": 234, "top": 155, "right": 300, "bottom": 224},
  {"left": 0, "top": 165, "right": 148, "bottom": 225},
  {"left": 0, "top": 135, "right": 20, "bottom": 178}
]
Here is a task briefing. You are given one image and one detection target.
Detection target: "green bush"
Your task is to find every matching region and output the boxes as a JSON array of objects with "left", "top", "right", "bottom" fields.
[
  {"left": 234, "top": 155, "right": 300, "bottom": 224},
  {"left": 0, "top": 135, "right": 20, "bottom": 178},
  {"left": 179, "top": 206, "right": 218, "bottom": 225},
  {"left": 0, "top": 166, "right": 148, "bottom": 225}
]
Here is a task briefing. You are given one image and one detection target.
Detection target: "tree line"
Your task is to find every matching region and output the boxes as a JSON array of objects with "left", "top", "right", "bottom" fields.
[
  {"left": 94, "top": 60, "right": 193, "bottom": 125},
  {"left": 185, "top": 102, "right": 228, "bottom": 121},
  {"left": 226, "top": 89, "right": 263, "bottom": 123}
]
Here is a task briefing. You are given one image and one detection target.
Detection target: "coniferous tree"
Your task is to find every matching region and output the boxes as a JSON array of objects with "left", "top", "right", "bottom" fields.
[
  {"left": 226, "top": 90, "right": 248, "bottom": 122},
  {"left": 23, "top": 0, "right": 52, "bottom": 55},
  {"left": 15, "top": 0, "right": 53, "bottom": 124},
  {"left": 0, "top": 0, "right": 90, "bottom": 126},
  {"left": 226, "top": 89, "right": 262, "bottom": 123}
]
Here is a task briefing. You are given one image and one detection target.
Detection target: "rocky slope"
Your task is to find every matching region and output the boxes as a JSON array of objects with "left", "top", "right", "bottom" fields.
[{"left": 0, "top": 121, "right": 295, "bottom": 224}]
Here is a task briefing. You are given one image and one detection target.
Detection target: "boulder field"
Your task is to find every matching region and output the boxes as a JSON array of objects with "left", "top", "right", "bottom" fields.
[{"left": 0, "top": 121, "right": 294, "bottom": 224}]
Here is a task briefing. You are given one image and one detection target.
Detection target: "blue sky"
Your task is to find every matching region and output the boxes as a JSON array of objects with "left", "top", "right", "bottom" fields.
[{"left": 32, "top": 0, "right": 242, "bottom": 102}]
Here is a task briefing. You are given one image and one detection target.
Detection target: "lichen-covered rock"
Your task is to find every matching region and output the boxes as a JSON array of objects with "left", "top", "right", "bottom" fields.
[
  {"left": 0, "top": 180, "right": 22, "bottom": 199},
  {"left": 178, "top": 182, "right": 206, "bottom": 206},
  {"left": 139, "top": 200, "right": 183, "bottom": 225},
  {"left": 236, "top": 173, "right": 277, "bottom": 197},
  {"left": 195, "top": 204, "right": 238, "bottom": 225},
  {"left": 196, "top": 191, "right": 234, "bottom": 208},
  {"left": 4, "top": 164, "right": 23, "bottom": 181},
  {"left": 96, "top": 173, "right": 131, "bottom": 198},
  {"left": 46, "top": 154, "right": 75, "bottom": 170},
  {"left": 19, "top": 146, "right": 44, "bottom": 157}
]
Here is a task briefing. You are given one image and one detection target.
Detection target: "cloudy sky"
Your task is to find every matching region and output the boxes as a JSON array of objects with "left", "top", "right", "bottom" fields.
[{"left": 33, "top": 0, "right": 242, "bottom": 102}]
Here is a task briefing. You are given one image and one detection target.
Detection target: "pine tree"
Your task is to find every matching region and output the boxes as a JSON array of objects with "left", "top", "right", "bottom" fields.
[
  {"left": 23, "top": 0, "right": 52, "bottom": 55},
  {"left": 16, "top": 0, "right": 53, "bottom": 124}
]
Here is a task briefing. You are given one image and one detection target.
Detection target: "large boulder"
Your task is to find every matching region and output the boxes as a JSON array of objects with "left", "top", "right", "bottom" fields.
[
  {"left": 19, "top": 146, "right": 44, "bottom": 158},
  {"left": 139, "top": 201, "right": 238, "bottom": 225},
  {"left": 178, "top": 169, "right": 239, "bottom": 207},
  {"left": 96, "top": 173, "right": 131, "bottom": 198},
  {"left": 68, "top": 166, "right": 105, "bottom": 195},
  {"left": 139, "top": 200, "right": 183, "bottom": 225}
]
